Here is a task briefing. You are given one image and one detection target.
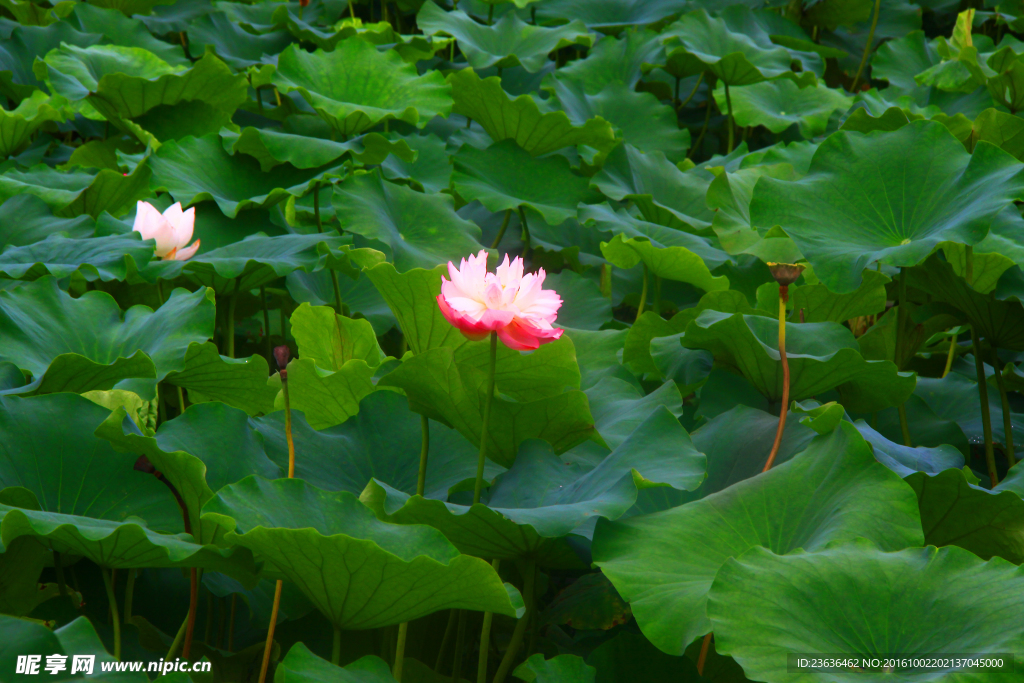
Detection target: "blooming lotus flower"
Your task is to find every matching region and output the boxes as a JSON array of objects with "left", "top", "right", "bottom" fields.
[
  {"left": 437, "top": 250, "right": 563, "bottom": 351},
  {"left": 132, "top": 200, "right": 200, "bottom": 261}
]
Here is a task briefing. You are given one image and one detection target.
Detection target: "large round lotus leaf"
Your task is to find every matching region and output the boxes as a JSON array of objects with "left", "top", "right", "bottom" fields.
[
  {"left": 379, "top": 132, "right": 451, "bottom": 194},
  {"left": 593, "top": 423, "right": 923, "bottom": 655},
  {"left": 660, "top": 9, "right": 794, "bottom": 85},
  {"left": 535, "top": 0, "right": 689, "bottom": 32},
  {"left": 149, "top": 133, "right": 345, "bottom": 219},
  {"left": 419, "top": 3, "right": 591, "bottom": 73},
  {"left": 853, "top": 420, "right": 964, "bottom": 478},
  {"left": 678, "top": 310, "right": 916, "bottom": 412},
  {"left": 0, "top": 278, "right": 213, "bottom": 396},
  {"left": 907, "top": 465, "right": 1024, "bottom": 565},
  {"left": 590, "top": 144, "right": 714, "bottom": 233},
  {"left": 202, "top": 476, "right": 522, "bottom": 629},
  {"left": 451, "top": 140, "right": 599, "bottom": 226},
  {"left": 0, "top": 161, "right": 151, "bottom": 219},
  {"left": 274, "top": 643, "right": 396, "bottom": 683},
  {"left": 162, "top": 342, "right": 277, "bottom": 417},
  {"left": 708, "top": 541, "right": 1024, "bottom": 683},
  {"left": 547, "top": 76, "right": 691, "bottom": 163},
  {"left": 713, "top": 79, "right": 853, "bottom": 138},
  {"left": 332, "top": 170, "right": 483, "bottom": 273},
  {"left": 750, "top": 121, "right": 1024, "bottom": 293},
  {"left": 185, "top": 12, "right": 291, "bottom": 70},
  {"left": 0, "top": 394, "right": 252, "bottom": 578},
  {"left": 913, "top": 373, "right": 1023, "bottom": 449},
  {"left": 365, "top": 405, "right": 704, "bottom": 567},
  {"left": 447, "top": 69, "right": 617, "bottom": 157},
  {"left": 0, "top": 91, "right": 65, "bottom": 157},
  {"left": 66, "top": 3, "right": 188, "bottom": 65},
  {"left": 0, "top": 22, "right": 102, "bottom": 101},
  {"left": 0, "top": 233, "right": 155, "bottom": 282},
  {"left": 0, "top": 195, "right": 94, "bottom": 248},
  {"left": 271, "top": 40, "right": 452, "bottom": 139},
  {"left": 599, "top": 233, "right": 729, "bottom": 293},
  {"left": 555, "top": 29, "right": 664, "bottom": 92},
  {"left": 221, "top": 127, "right": 414, "bottom": 173}
]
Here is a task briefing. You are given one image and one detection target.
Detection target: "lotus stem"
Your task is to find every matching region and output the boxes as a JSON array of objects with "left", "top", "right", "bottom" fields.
[
  {"left": 257, "top": 580, "right": 284, "bottom": 683},
  {"left": 165, "top": 616, "right": 188, "bottom": 662},
  {"left": 313, "top": 184, "right": 346, "bottom": 315},
  {"left": 228, "top": 594, "right": 237, "bottom": 651},
  {"left": 493, "top": 558, "right": 536, "bottom": 683},
  {"left": 53, "top": 550, "right": 68, "bottom": 600},
  {"left": 184, "top": 569, "right": 198, "bottom": 659},
  {"left": 349, "top": 0, "right": 355, "bottom": 20},
  {"left": 971, "top": 327, "right": 999, "bottom": 487},
  {"left": 491, "top": 210, "right": 512, "bottom": 249},
  {"left": 600, "top": 264, "right": 612, "bottom": 299},
  {"left": 851, "top": 0, "right": 882, "bottom": 92},
  {"left": 101, "top": 567, "right": 121, "bottom": 661},
  {"left": 689, "top": 89, "right": 714, "bottom": 159},
  {"left": 635, "top": 265, "right": 649, "bottom": 324},
  {"left": 517, "top": 207, "right": 531, "bottom": 256},
  {"left": 763, "top": 286, "right": 790, "bottom": 472},
  {"left": 393, "top": 622, "right": 409, "bottom": 680},
  {"left": 678, "top": 73, "right": 704, "bottom": 111},
  {"left": 473, "top": 332, "right": 499, "bottom": 505},
  {"left": 895, "top": 267, "right": 913, "bottom": 447},
  {"left": 942, "top": 330, "right": 958, "bottom": 378},
  {"left": 477, "top": 559, "right": 500, "bottom": 683},
  {"left": 991, "top": 347, "right": 1017, "bottom": 467},
  {"left": 226, "top": 278, "right": 240, "bottom": 359},
  {"left": 724, "top": 82, "right": 734, "bottom": 154},
  {"left": 333, "top": 626, "right": 342, "bottom": 665},
  {"left": 261, "top": 286, "right": 272, "bottom": 363},
  {"left": 156, "top": 280, "right": 165, "bottom": 305},
  {"left": 451, "top": 611, "right": 468, "bottom": 683},
  {"left": 177, "top": 385, "right": 186, "bottom": 417},
  {"left": 487, "top": 3, "right": 494, "bottom": 25},
  {"left": 697, "top": 633, "right": 712, "bottom": 675},
  {"left": 124, "top": 569, "right": 135, "bottom": 623},
  {"left": 435, "top": 610, "right": 457, "bottom": 672},
  {"left": 417, "top": 415, "right": 430, "bottom": 496}
]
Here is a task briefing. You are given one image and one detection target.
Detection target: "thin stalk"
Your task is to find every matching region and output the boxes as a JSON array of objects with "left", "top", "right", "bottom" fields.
[
  {"left": 156, "top": 281, "right": 165, "bottom": 305},
  {"left": 487, "top": 3, "right": 494, "bottom": 25},
  {"left": 228, "top": 594, "right": 237, "bottom": 651},
  {"left": 473, "top": 333, "right": 499, "bottom": 505},
  {"left": 261, "top": 286, "right": 273, "bottom": 363},
  {"left": 434, "top": 610, "right": 457, "bottom": 672},
  {"left": 677, "top": 73, "right": 704, "bottom": 110},
  {"left": 689, "top": 97, "right": 714, "bottom": 159},
  {"left": 101, "top": 567, "right": 121, "bottom": 661},
  {"left": 895, "top": 267, "right": 913, "bottom": 447},
  {"left": 763, "top": 287, "right": 790, "bottom": 472},
  {"left": 697, "top": 633, "right": 712, "bottom": 675},
  {"left": 492, "top": 558, "right": 536, "bottom": 683},
  {"left": 257, "top": 580, "right": 284, "bottom": 683},
  {"left": 491, "top": 210, "right": 512, "bottom": 249},
  {"left": 314, "top": 184, "right": 345, "bottom": 315},
  {"left": 184, "top": 569, "right": 198, "bottom": 658},
  {"left": 972, "top": 327, "right": 999, "bottom": 487},
  {"left": 477, "top": 559, "right": 501, "bottom": 683},
  {"left": 850, "top": 0, "right": 882, "bottom": 92},
  {"left": 177, "top": 386, "right": 186, "bottom": 417},
  {"left": 517, "top": 207, "right": 531, "bottom": 255},
  {"left": 942, "top": 331, "right": 958, "bottom": 378},
  {"left": 417, "top": 415, "right": 430, "bottom": 497},
  {"left": 600, "top": 264, "right": 612, "bottom": 299},
  {"left": 333, "top": 626, "right": 342, "bottom": 665},
  {"left": 53, "top": 550, "right": 68, "bottom": 599},
  {"left": 991, "top": 348, "right": 1017, "bottom": 467},
  {"left": 165, "top": 615, "right": 188, "bottom": 662},
  {"left": 394, "top": 622, "right": 409, "bottom": 680},
  {"left": 226, "top": 279, "right": 240, "bottom": 359},
  {"left": 349, "top": 0, "right": 355, "bottom": 19},
  {"left": 451, "top": 611, "right": 468, "bottom": 683},
  {"left": 724, "top": 82, "right": 734, "bottom": 154},
  {"left": 634, "top": 265, "right": 649, "bottom": 324},
  {"left": 124, "top": 569, "right": 135, "bottom": 623}
]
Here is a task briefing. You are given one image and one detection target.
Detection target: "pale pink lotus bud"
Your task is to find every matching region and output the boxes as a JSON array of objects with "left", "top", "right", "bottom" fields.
[
  {"left": 132, "top": 200, "right": 200, "bottom": 261},
  {"left": 437, "top": 250, "right": 563, "bottom": 351}
]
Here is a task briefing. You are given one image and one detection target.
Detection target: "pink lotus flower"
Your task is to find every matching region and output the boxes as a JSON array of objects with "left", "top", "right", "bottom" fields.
[
  {"left": 437, "top": 250, "right": 563, "bottom": 351},
  {"left": 132, "top": 200, "right": 200, "bottom": 261}
]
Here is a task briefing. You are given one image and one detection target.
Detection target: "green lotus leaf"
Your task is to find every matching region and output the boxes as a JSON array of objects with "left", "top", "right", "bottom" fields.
[
  {"left": 221, "top": 127, "right": 415, "bottom": 173},
  {"left": 140, "top": 232, "right": 357, "bottom": 293},
  {"left": 378, "top": 345, "right": 593, "bottom": 468},
  {"left": 332, "top": 170, "right": 483, "bottom": 272},
  {"left": 365, "top": 405, "right": 703, "bottom": 566},
  {"left": 0, "top": 90, "right": 65, "bottom": 158},
  {"left": 534, "top": 0, "right": 689, "bottom": 32},
  {"left": 252, "top": 390, "right": 492, "bottom": 501},
  {"left": 186, "top": 12, "right": 292, "bottom": 70},
  {"left": 679, "top": 310, "right": 916, "bottom": 412},
  {"left": 588, "top": 631, "right": 703, "bottom": 683},
  {"left": 379, "top": 132, "right": 451, "bottom": 194},
  {"left": 939, "top": 206, "right": 1024, "bottom": 294},
  {"left": 0, "top": 394, "right": 252, "bottom": 577},
  {"left": 584, "top": 377, "right": 681, "bottom": 450},
  {"left": 556, "top": 29, "right": 664, "bottom": 91},
  {"left": 713, "top": 79, "right": 853, "bottom": 138},
  {"left": 447, "top": 68, "right": 617, "bottom": 157},
  {"left": 543, "top": 271, "right": 612, "bottom": 331},
  {"left": 594, "top": 423, "right": 923, "bottom": 655},
  {"left": 0, "top": 161, "right": 151, "bottom": 218},
  {"left": 660, "top": 9, "right": 795, "bottom": 86},
  {"left": 291, "top": 302, "right": 385, "bottom": 371},
  {"left": 83, "top": 0, "right": 177, "bottom": 15},
  {"left": 538, "top": 572, "right": 631, "bottom": 632},
  {"left": 271, "top": 40, "right": 452, "bottom": 139},
  {"left": 275, "top": 643, "right": 395, "bottom": 683},
  {"left": 0, "top": 195, "right": 94, "bottom": 248},
  {"left": 972, "top": 108, "right": 1024, "bottom": 162},
  {"left": 278, "top": 358, "right": 377, "bottom": 431},
  {"left": 419, "top": 3, "right": 591, "bottom": 73},
  {"left": 97, "top": 400, "right": 282, "bottom": 545},
  {"left": 708, "top": 542, "right": 1024, "bottom": 683},
  {"left": 0, "top": 0, "right": 73, "bottom": 26},
  {"left": 750, "top": 121, "right": 1024, "bottom": 293},
  {"left": 0, "top": 536, "right": 59, "bottom": 618},
  {"left": 546, "top": 77, "right": 691, "bottom": 163},
  {"left": 788, "top": 267, "right": 889, "bottom": 323},
  {"left": 0, "top": 22, "right": 101, "bottom": 102},
  {"left": 590, "top": 144, "right": 713, "bottom": 233},
  {"left": 514, "top": 654, "right": 595, "bottom": 683},
  {"left": 853, "top": 419, "right": 964, "bottom": 478},
  {"left": 36, "top": 47, "right": 246, "bottom": 143},
  {"left": 599, "top": 233, "right": 729, "bottom": 293},
  {"left": 451, "top": 140, "right": 598, "bottom": 226},
  {"left": 0, "top": 278, "right": 213, "bottom": 396},
  {"left": 149, "top": 133, "right": 346, "bottom": 218},
  {"left": 202, "top": 476, "right": 522, "bottom": 629},
  {"left": 67, "top": 2, "right": 190, "bottom": 67},
  {"left": 163, "top": 342, "right": 277, "bottom": 417},
  {"left": 0, "top": 233, "right": 155, "bottom": 282}
]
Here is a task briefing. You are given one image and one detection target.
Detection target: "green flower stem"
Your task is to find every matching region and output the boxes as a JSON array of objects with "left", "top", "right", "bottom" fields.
[
  {"left": 156, "top": 281, "right": 165, "bottom": 306},
  {"left": 487, "top": 3, "right": 494, "bottom": 25},
  {"left": 492, "top": 558, "right": 536, "bottom": 683},
  {"left": 763, "top": 286, "right": 790, "bottom": 472},
  {"left": 101, "top": 567, "right": 121, "bottom": 661},
  {"left": 491, "top": 210, "right": 512, "bottom": 249},
  {"left": 417, "top": 415, "right": 430, "bottom": 497},
  {"left": 313, "top": 183, "right": 345, "bottom": 315},
  {"left": 434, "top": 610, "right": 457, "bottom": 672},
  {"left": 332, "top": 626, "right": 342, "bottom": 665},
  {"left": 678, "top": 72, "right": 704, "bottom": 110},
  {"left": 634, "top": 264, "right": 649, "bottom": 324},
  {"left": 349, "top": 0, "right": 356, "bottom": 19},
  {"left": 991, "top": 348, "right": 1017, "bottom": 468},
  {"left": 473, "top": 332, "right": 499, "bottom": 505},
  {"left": 517, "top": 207, "right": 531, "bottom": 256},
  {"left": 895, "top": 267, "right": 913, "bottom": 447},
  {"left": 165, "top": 615, "right": 188, "bottom": 662},
  {"left": 177, "top": 386, "right": 186, "bottom": 417},
  {"left": 724, "top": 82, "right": 734, "bottom": 154},
  {"left": 451, "top": 611, "right": 468, "bottom": 683},
  {"left": 393, "top": 622, "right": 409, "bottom": 680},
  {"left": 226, "top": 279, "right": 240, "bottom": 359},
  {"left": 689, "top": 88, "right": 714, "bottom": 159},
  {"left": 257, "top": 580, "right": 284, "bottom": 682},
  {"left": 971, "top": 327, "right": 999, "bottom": 487},
  {"left": 600, "top": 264, "right": 612, "bottom": 299},
  {"left": 260, "top": 286, "right": 272, "bottom": 363},
  {"left": 228, "top": 594, "right": 237, "bottom": 652},
  {"left": 942, "top": 330, "right": 958, "bottom": 378},
  {"left": 124, "top": 569, "right": 135, "bottom": 623},
  {"left": 477, "top": 559, "right": 500, "bottom": 683},
  {"left": 851, "top": 0, "right": 882, "bottom": 92}
]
